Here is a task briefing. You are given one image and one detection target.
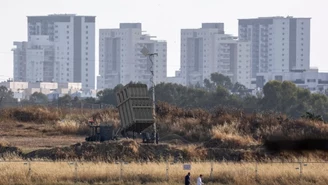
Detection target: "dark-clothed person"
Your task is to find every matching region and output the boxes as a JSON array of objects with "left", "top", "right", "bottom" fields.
[{"left": 185, "top": 172, "right": 191, "bottom": 185}]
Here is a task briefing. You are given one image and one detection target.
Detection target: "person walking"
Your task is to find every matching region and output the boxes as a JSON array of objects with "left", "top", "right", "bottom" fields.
[
  {"left": 185, "top": 172, "right": 191, "bottom": 185},
  {"left": 197, "top": 174, "right": 204, "bottom": 185}
]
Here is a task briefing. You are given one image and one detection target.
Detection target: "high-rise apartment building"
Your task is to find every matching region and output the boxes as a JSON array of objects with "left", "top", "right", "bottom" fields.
[
  {"left": 179, "top": 23, "right": 252, "bottom": 88},
  {"left": 97, "top": 23, "right": 167, "bottom": 89},
  {"left": 13, "top": 14, "right": 96, "bottom": 89},
  {"left": 238, "top": 16, "right": 311, "bottom": 80}
]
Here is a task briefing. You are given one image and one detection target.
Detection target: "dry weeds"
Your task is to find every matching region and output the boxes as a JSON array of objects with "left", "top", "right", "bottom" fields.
[{"left": 0, "top": 162, "right": 327, "bottom": 185}]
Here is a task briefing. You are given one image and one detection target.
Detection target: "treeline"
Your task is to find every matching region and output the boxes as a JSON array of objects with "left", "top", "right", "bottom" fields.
[
  {"left": 1, "top": 73, "right": 328, "bottom": 120},
  {"left": 94, "top": 73, "right": 328, "bottom": 120}
]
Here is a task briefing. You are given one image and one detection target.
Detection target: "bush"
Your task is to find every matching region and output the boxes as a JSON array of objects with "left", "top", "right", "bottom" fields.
[{"left": 0, "top": 106, "right": 60, "bottom": 124}]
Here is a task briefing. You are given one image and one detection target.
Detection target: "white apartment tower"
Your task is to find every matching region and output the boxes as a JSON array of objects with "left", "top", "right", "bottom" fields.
[
  {"left": 180, "top": 23, "right": 252, "bottom": 88},
  {"left": 238, "top": 16, "right": 311, "bottom": 82},
  {"left": 97, "top": 23, "right": 167, "bottom": 89},
  {"left": 13, "top": 14, "right": 96, "bottom": 90}
]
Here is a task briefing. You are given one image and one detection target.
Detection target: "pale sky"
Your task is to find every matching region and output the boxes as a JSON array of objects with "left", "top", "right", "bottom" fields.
[{"left": 0, "top": 0, "right": 327, "bottom": 81}]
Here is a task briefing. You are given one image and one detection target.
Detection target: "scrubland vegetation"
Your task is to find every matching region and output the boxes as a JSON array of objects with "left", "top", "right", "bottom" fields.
[
  {"left": 1, "top": 161, "right": 328, "bottom": 185},
  {"left": 1, "top": 75, "right": 328, "bottom": 184}
]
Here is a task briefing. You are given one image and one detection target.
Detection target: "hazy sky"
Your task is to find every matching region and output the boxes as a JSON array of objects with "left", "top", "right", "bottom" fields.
[{"left": 0, "top": 0, "right": 327, "bottom": 81}]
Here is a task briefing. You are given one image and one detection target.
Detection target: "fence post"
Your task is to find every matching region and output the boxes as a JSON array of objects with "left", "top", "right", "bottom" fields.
[
  {"left": 74, "top": 162, "right": 78, "bottom": 184},
  {"left": 255, "top": 162, "right": 258, "bottom": 181},
  {"left": 210, "top": 160, "right": 213, "bottom": 180},
  {"left": 166, "top": 160, "right": 169, "bottom": 181},
  {"left": 28, "top": 162, "right": 31, "bottom": 179},
  {"left": 299, "top": 162, "right": 302, "bottom": 178},
  {"left": 120, "top": 161, "right": 123, "bottom": 181},
  {"left": 81, "top": 102, "right": 83, "bottom": 114}
]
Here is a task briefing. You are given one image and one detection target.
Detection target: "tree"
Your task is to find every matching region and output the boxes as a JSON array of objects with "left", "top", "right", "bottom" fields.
[
  {"left": 210, "top": 73, "right": 233, "bottom": 90},
  {"left": 204, "top": 78, "right": 214, "bottom": 92},
  {"left": 97, "top": 84, "right": 123, "bottom": 105},
  {"left": 114, "top": 84, "right": 124, "bottom": 93},
  {"left": 260, "top": 81, "right": 283, "bottom": 111},
  {"left": 279, "top": 81, "right": 298, "bottom": 112},
  {"left": 83, "top": 97, "right": 96, "bottom": 104},
  {"left": 242, "top": 95, "right": 260, "bottom": 113},
  {"left": 0, "top": 86, "right": 15, "bottom": 105},
  {"left": 30, "top": 92, "right": 48, "bottom": 104},
  {"left": 58, "top": 94, "right": 72, "bottom": 106},
  {"left": 231, "top": 82, "right": 248, "bottom": 96}
]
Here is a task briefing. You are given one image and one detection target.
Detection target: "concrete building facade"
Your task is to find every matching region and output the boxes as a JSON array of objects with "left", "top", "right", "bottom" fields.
[
  {"left": 13, "top": 14, "right": 96, "bottom": 90},
  {"left": 179, "top": 23, "right": 253, "bottom": 88},
  {"left": 97, "top": 23, "right": 167, "bottom": 89},
  {"left": 257, "top": 68, "right": 328, "bottom": 93},
  {"left": 238, "top": 16, "right": 311, "bottom": 80}
]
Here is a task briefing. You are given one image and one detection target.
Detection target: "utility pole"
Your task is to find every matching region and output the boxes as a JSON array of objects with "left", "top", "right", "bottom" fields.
[{"left": 141, "top": 47, "right": 158, "bottom": 144}]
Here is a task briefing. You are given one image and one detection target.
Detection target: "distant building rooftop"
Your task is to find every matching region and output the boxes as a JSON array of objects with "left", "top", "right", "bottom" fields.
[{"left": 238, "top": 16, "right": 311, "bottom": 21}]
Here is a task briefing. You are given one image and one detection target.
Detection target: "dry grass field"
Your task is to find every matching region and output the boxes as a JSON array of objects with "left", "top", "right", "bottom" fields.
[
  {"left": 0, "top": 161, "right": 328, "bottom": 185},
  {"left": 1, "top": 104, "right": 328, "bottom": 184}
]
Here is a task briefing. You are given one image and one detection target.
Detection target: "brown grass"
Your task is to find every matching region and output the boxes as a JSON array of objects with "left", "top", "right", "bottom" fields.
[
  {"left": 0, "top": 106, "right": 60, "bottom": 124},
  {"left": 2, "top": 103, "right": 328, "bottom": 163},
  {"left": 0, "top": 161, "right": 328, "bottom": 185},
  {"left": 55, "top": 120, "right": 89, "bottom": 135}
]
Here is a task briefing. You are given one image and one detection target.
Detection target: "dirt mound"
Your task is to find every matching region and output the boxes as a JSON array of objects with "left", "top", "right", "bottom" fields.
[
  {"left": 24, "top": 140, "right": 185, "bottom": 162},
  {"left": 20, "top": 140, "right": 328, "bottom": 162}
]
